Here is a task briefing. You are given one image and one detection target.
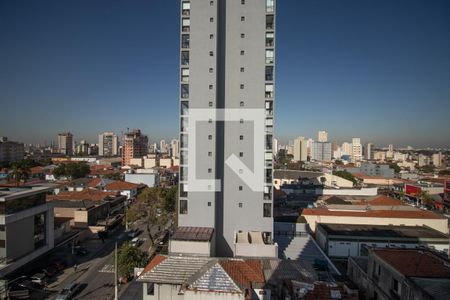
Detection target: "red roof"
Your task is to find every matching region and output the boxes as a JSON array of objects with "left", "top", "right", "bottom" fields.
[
  {"left": 47, "top": 189, "right": 118, "bottom": 202},
  {"left": 105, "top": 180, "right": 140, "bottom": 191},
  {"left": 86, "top": 178, "right": 103, "bottom": 188},
  {"left": 30, "top": 166, "right": 44, "bottom": 174},
  {"left": 362, "top": 195, "right": 404, "bottom": 206},
  {"left": 302, "top": 208, "right": 445, "bottom": 220},
  {"left": 142, "top": 255, "right": 167, "bottom": 274},
  {"left": 373, "top": 249, "right": 450, "bottom": 277},
  {"left": 219, "top": 259, "right": 264, "bottom": 293}
]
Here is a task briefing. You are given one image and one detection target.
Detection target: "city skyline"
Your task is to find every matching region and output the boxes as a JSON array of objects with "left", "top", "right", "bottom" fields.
[{"left": 1, "top": 0, "right": 450, "bottom": 148}]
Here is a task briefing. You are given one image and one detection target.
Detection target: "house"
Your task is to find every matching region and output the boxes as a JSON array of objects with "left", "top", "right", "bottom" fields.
[
  {"left": 348, "top": 248, "right": 450, "bottom": 300},
  {"left": 104, "top": 180, "right": 142, "bottom": 200}
]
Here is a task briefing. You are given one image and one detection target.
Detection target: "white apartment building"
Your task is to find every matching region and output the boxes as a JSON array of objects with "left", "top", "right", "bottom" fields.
[
  {"left": 170, "top": 139, "right": 180, "bottom": 158},
  {"left": 317, "top": 130, "right": 328, "bottom": 142},
  {"left": 98, "top": 132, "right": 118, "bottom": 156},
  {"left": 178, "top": 0, "right": 276, "bottom": 256},
  {"left": 293, "top": 136, "right": 307, "bottom": 162},
  {"left": 57, "top": 132, "right": 73, "bottom": 156},
  {"left": 366, "top": 143, "right": 373, "bottom": 160},
  {"left": 432, "top": 152, "right": 443, "bottom": 168},
  {"left": 351, "top": 138, "right": 362, "bottom": 162}
]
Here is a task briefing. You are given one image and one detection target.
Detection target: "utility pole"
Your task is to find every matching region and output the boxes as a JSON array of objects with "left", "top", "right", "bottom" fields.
[{"left": 114, "top": 242, "right": 118, "bottom": 300}]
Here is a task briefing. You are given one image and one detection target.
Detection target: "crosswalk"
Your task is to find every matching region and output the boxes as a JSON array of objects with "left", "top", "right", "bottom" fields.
[{"left": 99, "top": 264, "right": 115, "bottom": 273}]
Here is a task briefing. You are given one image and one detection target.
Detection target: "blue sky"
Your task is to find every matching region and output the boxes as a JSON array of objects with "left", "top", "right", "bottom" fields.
[{"left": 0, "top": 0, "right": 449, "bottom": 148}]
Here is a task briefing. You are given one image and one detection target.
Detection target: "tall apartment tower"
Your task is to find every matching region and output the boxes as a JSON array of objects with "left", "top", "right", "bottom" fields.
[
  {"left": 317, "top": 130, "right": 328, "bottom": 142},
  {"left": 293, "top": 136, "right": 307, "bottom": 162},
  {"left": 57, "top": 132, "right": 73, "bottom": 156},
  {"left": 351, "top": 137, "right": 362, "bottom": 162},
  {"left": 122, "top": 129, "right": 148, "bottom": 166},
  {"left": 99, "top": 132, "right": 118, "bottom": 157},
  {"left": 179, "top": 0, "right": 276, "bottom": 256},
  {"left": 366, "top": 143, "right": 373, "bottom": 160}
]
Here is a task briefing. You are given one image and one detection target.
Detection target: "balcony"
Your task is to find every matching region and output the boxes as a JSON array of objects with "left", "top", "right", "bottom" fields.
[
  {"left": 266, "top": 15, "right": 274, "bottom": 30},
  {"left": 181, "top": 51, "right": 189, "bottom": 65},
  {"left": 182, "top": 35, "right": 190, "bottom": 49},
  {"left": 265, "top": 66, "right": 274, "bottom": 81},
  {"left": 182, "top": 9, "right": 190, "bottom": 16},
  {"left": 266, "top": 32, "right": 274, "bottom": 47},
  {"left": 181, "top": 84, "right": 189, "bottom": 98}
]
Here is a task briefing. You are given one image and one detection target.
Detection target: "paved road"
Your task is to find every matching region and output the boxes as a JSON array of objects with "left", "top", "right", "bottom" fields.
[{"left": 47, "top": 221, "right": 165, "bottom": 300}]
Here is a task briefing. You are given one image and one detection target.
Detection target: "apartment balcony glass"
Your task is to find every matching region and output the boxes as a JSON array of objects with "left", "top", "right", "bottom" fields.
[
  {"left": 181, "top": 68, "right": 190, "bottom": 82},
  {"left": 181, "top": 51, "right": 189, "bottom": 65},
  {"left": 265, "top": 66, "right": 274, "bottom": 81},
  {"left": 265, "top": 49, "right": 274, "bottom": 64},
  {"left": 180, "top": 134, "right": 188, "bottom": 148},
  {"left": 180, "top": 167, "right": 188, "bottom": 182},
  {"left": 182, "top": 18, "right": 190, "bottom": 32},
  {"left": 266, "top": 15, "right": 274, "bottom": 30},
  {"left": 182, "top": 2, "right": 190, "bottom": 16},
  {"left": 265, "top": 100, "right": 273, "bottom": 116},
  {"left": 182, "top": 34, "right": 190, "bottom": 48},
  {"left": 265, "top": 169, "right": 272, "bottom": 184},
  {"left": 181, "top": 84, "right": 189, "bottom": 98},
  {"left": 266, "top": 32, "right": 274, "bottom": 47},
  {"left": 266, "top": 134, "right": 273, "bottom": 150},
  {"left": 180, "top": 150, "right": 188, "bottom": 165},
  {"left": 181, "top": 101, "right": 189, "bottom": 115},
  {"left": 265, "top": 84, "right": 274, "bottom": 98},
  {"left": 180, "top": 117, "right": 188, "bottom": 132},
  {"left": 266, "top": 0, "right": 274, "bottom": 12}
]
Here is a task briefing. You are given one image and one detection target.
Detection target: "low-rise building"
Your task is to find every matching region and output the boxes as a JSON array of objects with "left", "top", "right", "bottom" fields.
[
  {"left": 47, "top": 189, "right": 125, "bottom": 232},
  {"left": 302, "top": 206, "right": 448, "bottom": 233},
  {"left": 348, "top": 248, "right": 450, "bottom": 300},
  {"left": 316, "top": 223, "right": 449, "bottom": 258},
  {"left": 0, "top": 185, "right": 54, "bottom": 276},
  {"left": 104, "top": 180, "right": 141, "bottom": 200}
]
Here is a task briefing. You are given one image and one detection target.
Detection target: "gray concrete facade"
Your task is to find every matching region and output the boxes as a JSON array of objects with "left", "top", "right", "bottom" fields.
[{"left": 178, "top": 0, "right": 276, "bottom": 256}]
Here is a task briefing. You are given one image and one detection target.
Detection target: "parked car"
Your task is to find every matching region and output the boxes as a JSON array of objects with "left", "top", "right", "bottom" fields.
[
  {"left": 56, "top": 282, "right": 79, "bottom": 300},
  {"left": 131, "top": 237, "right": 143, "bottom": 247},
  {"left": 30, "top": 273, "right": 47, "bottom": 286}
]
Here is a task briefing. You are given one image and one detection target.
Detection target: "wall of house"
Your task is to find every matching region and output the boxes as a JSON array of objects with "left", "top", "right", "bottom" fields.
[
  {"left": 142, "top": 283, "right": 184, "bottom": 300},
  {"left": 169, "top": 240, "right": 211, "bottom": 256}
]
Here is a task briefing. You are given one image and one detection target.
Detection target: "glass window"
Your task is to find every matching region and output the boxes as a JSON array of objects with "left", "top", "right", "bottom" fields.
[
  {"left": 210, "top": 34, "right": 214, "bottom": 39},
  {"left": 180, "top": 183, "right": 188, "bottom": 197},
  {"left": 266, "top": 49, "right": 274, "bottom": 64},
  {"left": 266, "top": 32, "right": 274, "bottom": 47},
  {"left": 240, "top": 67, "right": 245, "bottom": 72},
  {"left": 239, "top": 186, "right": 243, "bottom": 191},
  {"left": 181, "top": 68, "right": 190, "bottom": 82},
  {"left": 239, "top": 202, "right": 243, "bottom": 207},
  {"left": 266, "top": 0, "right": 274, "bottom": 13},
  {"left": 181, "top": 101, "right": 189, "bottom": 115},
  {"left": 182, "top": 34, "right": 190, "bottom": 48},
  {"left": 180, "top": 200, "right": 188, "bottom": 214},
  {"left": 265, "top": 83, "right": 274, "bottom": 98},
  {"left": 265, "top": 66, "right": 274, "bottom": 81},
  {"left": 240, "top": 101, "right": 244, "bottom": 107},
  {"left": 181, "top": 51, "right": 189, "bottom": 65},
  {"left": 210, "top": 17, "right": 214, "bottom": 22},
  {"left": 182, "top": 18, "right": 190, "bottom": 32},
  {"left": 34, "top": 212, "right": 46, "bottom": 249},
  {"left": 241, "top": 33, "right": 245, "bottom": 38},
  {"left": 266, "top": 15, "right": 274, "bottom": 30},
  {"left": 180, "top": 134, "right": 188, "bottom": 148},
  {"left": 240, "top": 50, "right": 245, "bottom": 55},
  {"left": 181, "top": 84, "right": 189, "bottom": 98},
  {"left": 180, "top": 117, "right": 188, "bottom": 132},
  {"left": 263, "top": 203, "right": 272, "bottom": 217},
  {"left": 0, "top": 192, "right": 46, "bottom": 215},
  {"left": 241, "top": 16, "right": 245, "bottom": 21},
  {"left": 180, "top": 167, "right": 188, "bottom": 181},
  {"left": 180, "top": 150, "right": 188, "bottom": 165}
]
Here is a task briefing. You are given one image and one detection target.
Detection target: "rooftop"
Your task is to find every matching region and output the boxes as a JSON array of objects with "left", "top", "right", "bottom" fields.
[
  {"left": 104, "top": 180, "right": 140, "bottom": 190},
  {"left": 302, "top": 208, "right": 445, "bottom": 220},
  {"left": 171, "top": 226, "right": 214, "bottom": 242},
  {"left": 373, "top": 248, "right": 450, "bottom": 278},
  {"left": 318, "top": 223, "right": 449, "bottom": 239},
  {"left": 0, "top": 185, "right": 54, "bottom": 200},
  {"left": 47, "top": 189, "right": 119, "bottom": 202}
]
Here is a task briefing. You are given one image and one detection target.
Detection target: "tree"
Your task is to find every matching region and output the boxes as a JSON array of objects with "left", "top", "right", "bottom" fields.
[
  {"left": 420, "top": 165, "right": 435, "bottom": 174},
  {"left": 117, "top": 243, "right": 148, "bottom": 279},
  {"left": 134, "top": 187, "right": 170, "bottom": 246},
  {"left": 103, "top": 173, "right": 122, "bottom": 180},
  {"left": 7, "top": 162, "right": 31, "bottom": 186},
  {"left": 333, "top": 170, "right": 357, "bottom": 185},
  {"left": 389, "top": 163, "right": 401, "bottom": 173},
  {"left": 419, "top": 191, "right": 434, "bottom": 208},
  {"left": 52, "top": 162, "right": 90, "bottom": 179}
]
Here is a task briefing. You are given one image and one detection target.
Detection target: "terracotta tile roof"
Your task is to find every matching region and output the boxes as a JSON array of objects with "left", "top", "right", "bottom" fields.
[
  {"left": 169, "top": 165, "right": 179, "bottom": 173},
  {"left": 365, "top": 195, "right": 404, "bottom": 206},
  {"left": 302, "top": 208, "right": 445, "bottom": 220},
  {"left": 172, "top": 227, "right": 214, "bottom": 242},
  {"left": 86, "top": 178, "right": 102, "bottom": 188},
  {"left": 47, "top": 189, "right": 118, "bottom": 202},
  {"left": 141, "top": 255, "right": 167, "bottom": 274},
  {"left": 105, "top": 180, "right": 140, "bottom": 190},
  {"left": 373, "top": 249, "right": 450, "bottom": 278},
  {"left": 219, "top": 259, "right": 265, "bottom": 293}
]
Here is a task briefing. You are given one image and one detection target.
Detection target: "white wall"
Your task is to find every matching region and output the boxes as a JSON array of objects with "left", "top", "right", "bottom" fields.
[{"left": 169, "top": 240, "right": 211, "bottom": 256}]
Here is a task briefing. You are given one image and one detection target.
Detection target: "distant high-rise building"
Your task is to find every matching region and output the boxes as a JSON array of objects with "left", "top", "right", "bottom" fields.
[
  {"left": 159, "top": 139, "right": 168, "bottom": 154},
  {"left": 99, "top": 132, "right": 118, "bottom": 157},
  {"left": 170, "top": 139, "right": 180, "bottom": 158},
  {"left": 432, "top": 152, "right": 443, "bottom": 168},
  {"left": 178, "top": 0, "right": 276, "bottom": 256},
  {"left": 122, "top": 129, "right": 148, "bottom": 166},
  {"left": 294, "top": 137, "right": 307, "bottom": 162},
  {"left": 341, "top": 142, "right": 352, "bottom": 156},
  {"left": 0, "top": 137, "right": 24, "bottom": 164},
  {"left": 58, "top": 132, "right": 73, "bottom": 156},
  {"left": 366, "top": 143, "right": 373, "bottom": 160},
  {"left": 317, "top": 130, "right": 328, "bottom": 142},
  {"left": 75, "top": 140, "right": 89, "bottom": 155},
  {"left": 388, "top": 144, "right": 394, "bottom": 152},
  {"left": 312, "top": 142, "right": 332, "bottom": 161},
  {"left": 351, "top": 138, "right": 362, "bottom": 162},
  {"left": 418, "top": 154, "right": 430, "bottom": 167}
]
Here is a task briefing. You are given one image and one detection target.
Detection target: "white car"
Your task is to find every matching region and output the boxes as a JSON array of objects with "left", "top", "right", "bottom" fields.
[{"left": 131, "top": 237, "right": 143, "bottom": 247}]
